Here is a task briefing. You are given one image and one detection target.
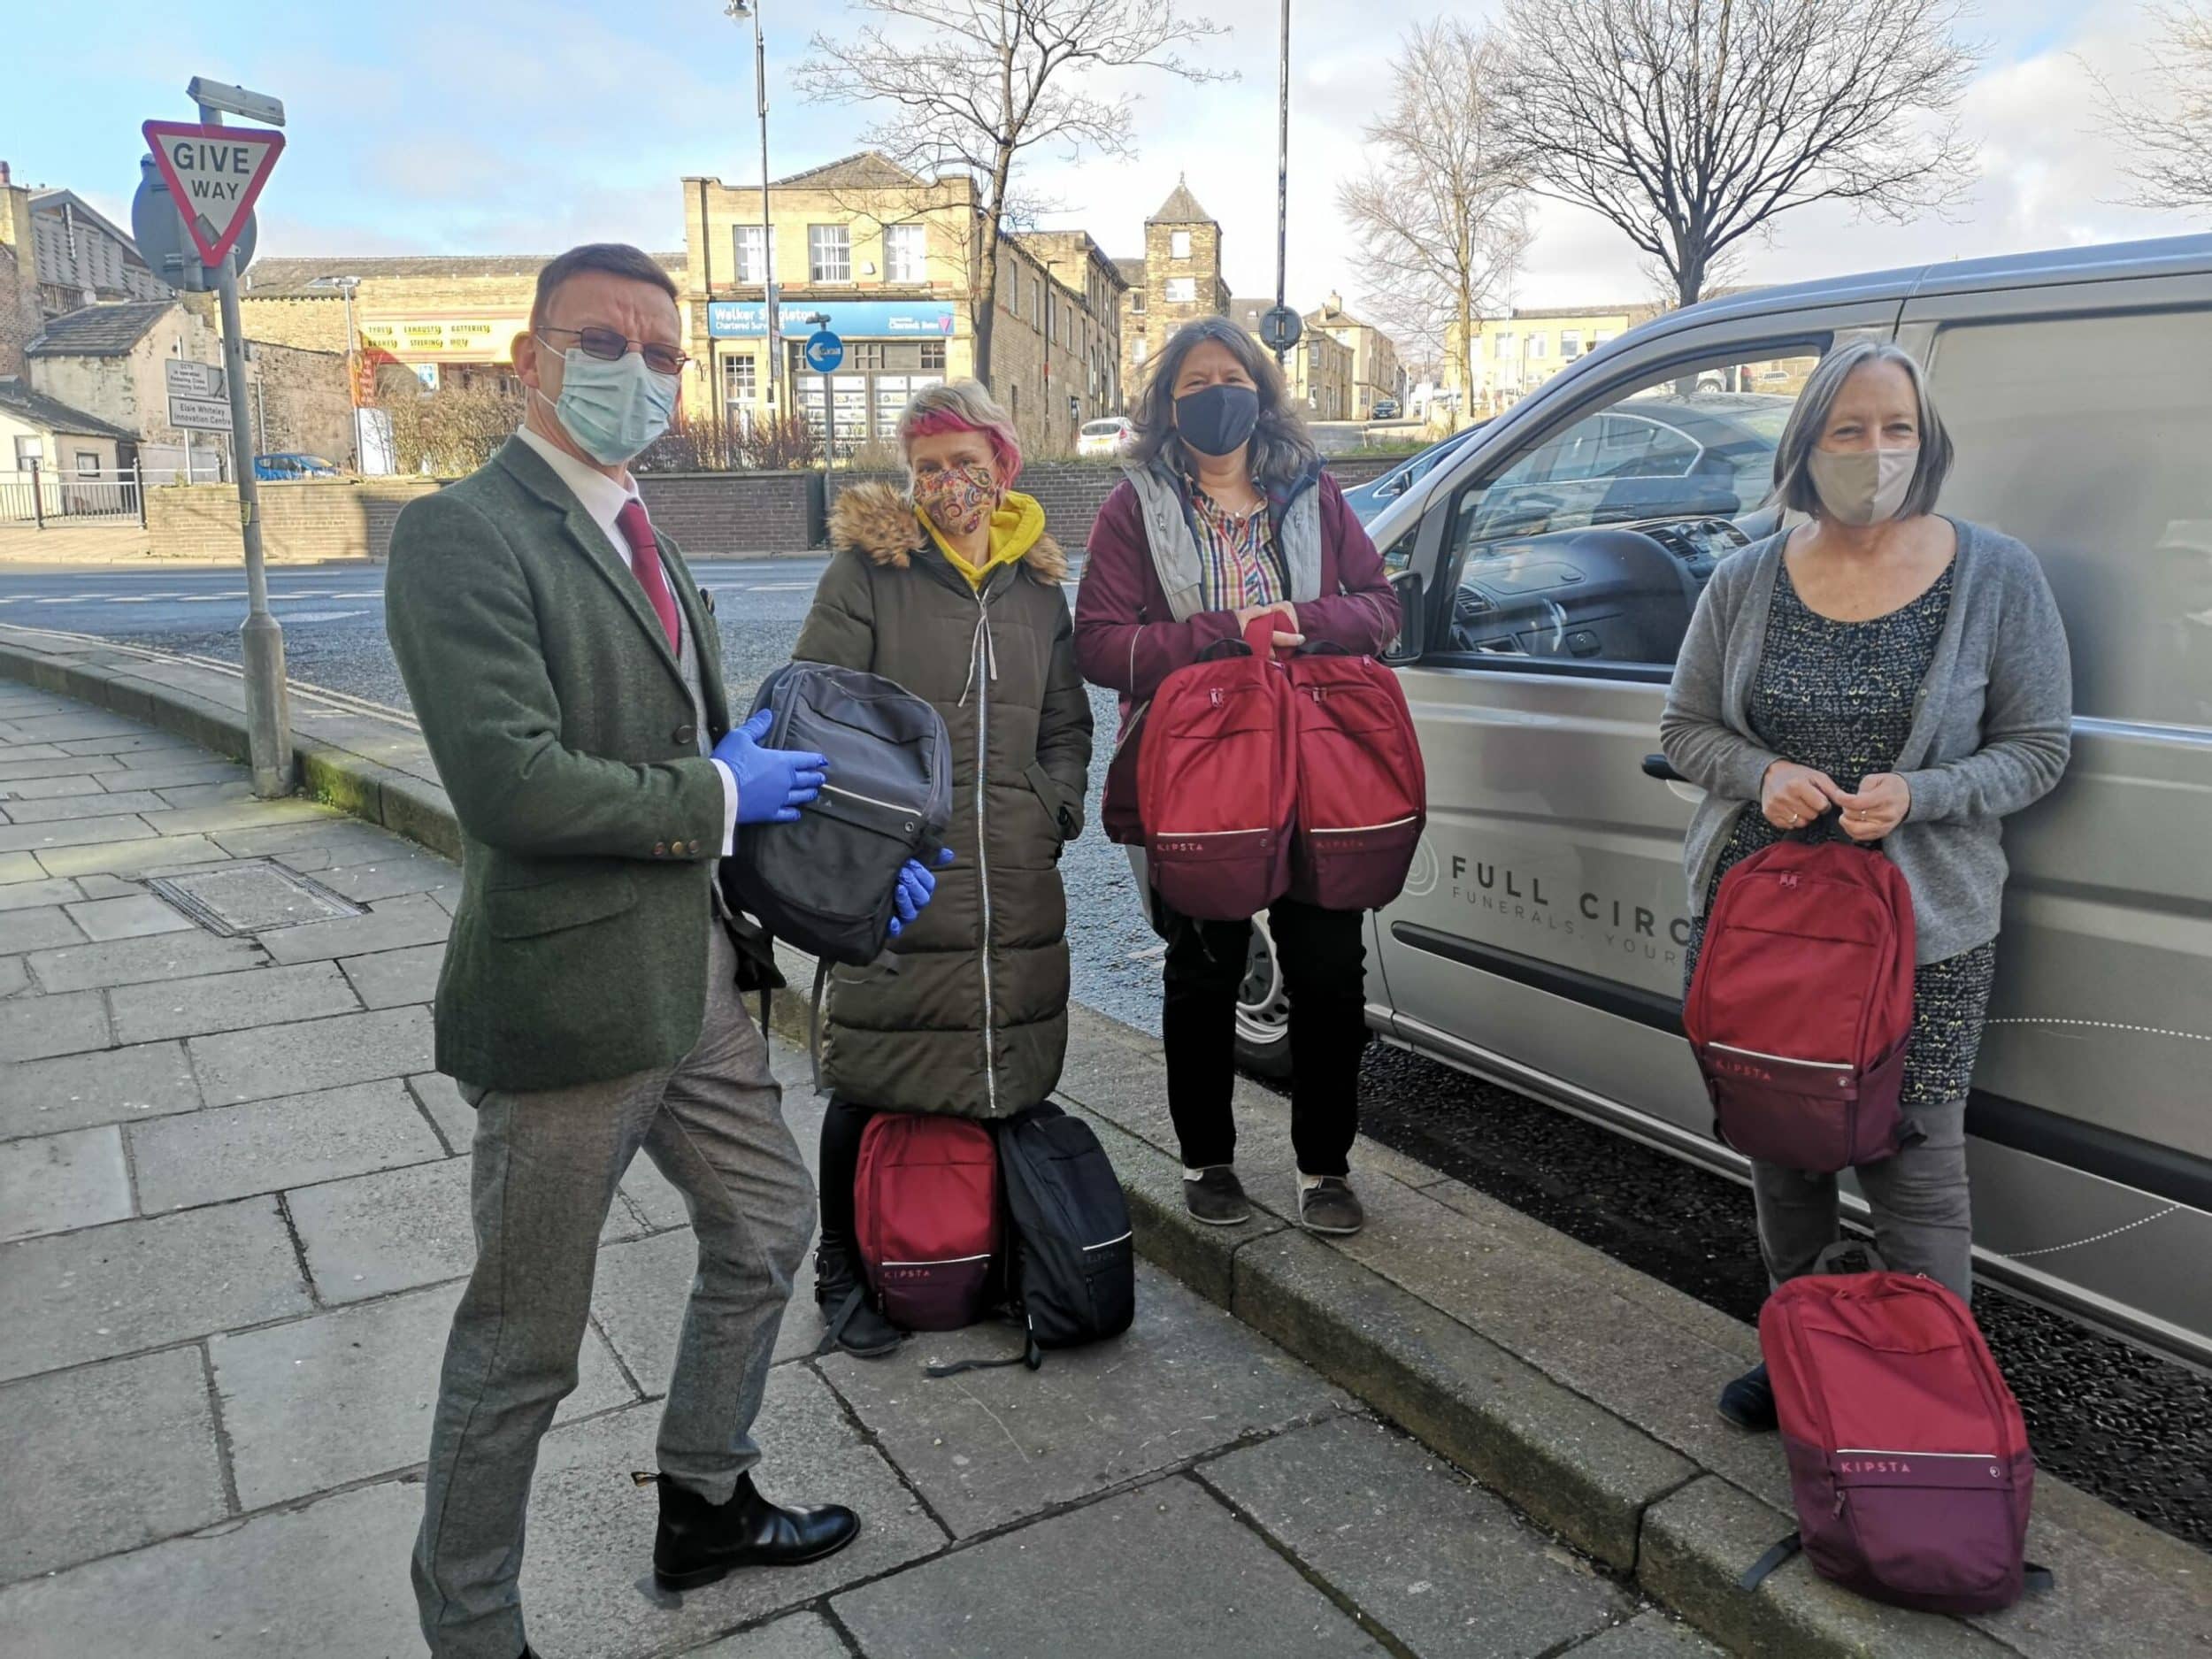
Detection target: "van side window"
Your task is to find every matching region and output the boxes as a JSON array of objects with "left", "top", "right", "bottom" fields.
[
  {"left": 1428, "top": 344, "right": 1828, "bottom": 672},
  {"left": 1925, "top": 313, "right": 2212, "bottom": 728}
]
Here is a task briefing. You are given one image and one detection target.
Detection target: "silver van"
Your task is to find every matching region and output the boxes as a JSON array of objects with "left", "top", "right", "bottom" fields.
[{"left": 1234, "top": 234, "right": 2212, "bottom": 1367}]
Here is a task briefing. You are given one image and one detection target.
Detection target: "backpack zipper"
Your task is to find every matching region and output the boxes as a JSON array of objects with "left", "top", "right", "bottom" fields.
[
  {"left": 1706, "top": 1040, "right": 1855, "bottom": 1071},
  {"left": 819, "top": 782, "right": 926, "bottom": 815},
  {"left": 1309, "top": 814, "right": 1420, "bottom": 835}
]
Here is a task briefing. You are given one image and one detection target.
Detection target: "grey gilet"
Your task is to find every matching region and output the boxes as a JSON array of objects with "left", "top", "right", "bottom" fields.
[
  {"left": 1118, "top": 460, "right": 1322, "bottom": 625},
  {"left": 1659, "top": 517, "right": 2073, "bottom": 965}
]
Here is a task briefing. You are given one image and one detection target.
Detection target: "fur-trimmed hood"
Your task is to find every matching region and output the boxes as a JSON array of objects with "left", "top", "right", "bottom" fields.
[{"left": 828, "top": 481, "right": 1068, "bottom": 585}]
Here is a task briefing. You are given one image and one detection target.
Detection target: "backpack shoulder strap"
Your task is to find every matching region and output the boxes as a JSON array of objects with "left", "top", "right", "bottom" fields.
[
  {"left": 808, "top": 957, "right": 829, "bottom": 1094},
  {"left": 1740, "top": 1532, "right": 1802, "bottom": 1592},
  {"left": 926, "top": 1333, "right": 1043, "bottom": 1378}
]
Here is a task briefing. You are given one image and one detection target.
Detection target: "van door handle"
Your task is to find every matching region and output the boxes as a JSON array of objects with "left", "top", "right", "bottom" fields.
[{"left": 1642, "top": 753, "right": 1686, "bottom": 782}]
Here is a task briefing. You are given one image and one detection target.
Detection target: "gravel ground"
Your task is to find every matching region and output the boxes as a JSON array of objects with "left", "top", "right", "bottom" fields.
[{"left": 50, "top": 568, "right": 2212, "bottom": 1555}]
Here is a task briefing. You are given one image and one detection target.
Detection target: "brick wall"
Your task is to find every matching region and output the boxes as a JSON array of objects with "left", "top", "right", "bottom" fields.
[
  {"left": 635, "top": 472, "right": 824, "bottom": 556},
  {"left": 148, "top": 478, "right": 443, "bottom": 561}
]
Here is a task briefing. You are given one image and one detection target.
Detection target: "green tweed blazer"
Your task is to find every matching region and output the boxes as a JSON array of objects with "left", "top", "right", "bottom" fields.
[{"left": 385, "top": 437, "right": 732, "bottom": 1092}]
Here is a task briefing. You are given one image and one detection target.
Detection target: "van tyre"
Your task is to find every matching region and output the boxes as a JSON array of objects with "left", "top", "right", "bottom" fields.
[{"left": 1233, "top": 918, "right": 1295, "bottom": 1079}]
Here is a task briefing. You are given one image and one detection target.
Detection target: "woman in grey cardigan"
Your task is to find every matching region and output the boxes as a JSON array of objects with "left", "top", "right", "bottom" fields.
[{"left": 1660, "top": 340, "right": 2072, "bottom": 1433}]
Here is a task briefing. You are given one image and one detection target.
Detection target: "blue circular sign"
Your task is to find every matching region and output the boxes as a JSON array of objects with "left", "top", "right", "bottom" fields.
[{"left": 803, "top": 330, "right": 845, "bottom": 374}]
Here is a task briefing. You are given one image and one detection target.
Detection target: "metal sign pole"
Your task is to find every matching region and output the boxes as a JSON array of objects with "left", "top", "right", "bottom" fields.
[
  {"left": 196, "top": 97, "right": 292, "bottom": 797},
  {"left": 1274, "top": 0, "right": 1291, "bottom": 373}
]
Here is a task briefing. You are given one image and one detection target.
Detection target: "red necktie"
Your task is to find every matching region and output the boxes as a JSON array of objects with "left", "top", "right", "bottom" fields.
[{"left": 615, "top": 498, "right": 680, "bottom": 652}]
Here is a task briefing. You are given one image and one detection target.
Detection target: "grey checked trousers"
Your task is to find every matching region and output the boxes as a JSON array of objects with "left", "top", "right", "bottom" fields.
[{"left": 410, "top": 922, "right": 816, "bottom": 1659}]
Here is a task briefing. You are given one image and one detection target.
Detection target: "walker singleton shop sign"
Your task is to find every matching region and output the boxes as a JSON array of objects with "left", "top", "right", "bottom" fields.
[{"left": 706, "top": 301, "right": 956, "bottom": 340}]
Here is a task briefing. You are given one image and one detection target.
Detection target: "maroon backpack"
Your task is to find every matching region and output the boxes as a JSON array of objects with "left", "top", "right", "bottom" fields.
[
  {"left": 1283, "top": 649, "right": 1426, "bottom": 912},
  {"left": 1137, "top": 613, "right": 1299, "bottom": 921},
  {"left": 1747, "top": 1257, "right": 2050, "bottom": 1614},
  {"left": 854, "top": 1113, "right": 999, "bottom": 1332},
  {"left": 1683, "top": 836, "right": 1916, "bottom": 1171}
]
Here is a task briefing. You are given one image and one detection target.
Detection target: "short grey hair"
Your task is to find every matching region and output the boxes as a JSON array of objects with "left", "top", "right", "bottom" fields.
[{"left": 1771, "top": 339, "right": 1954, "bottom": 519}]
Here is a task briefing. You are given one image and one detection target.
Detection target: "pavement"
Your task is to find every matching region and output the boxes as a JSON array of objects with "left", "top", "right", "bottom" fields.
[{"left": 3, "top": 633, "right": 2210, "bottom": 1659}]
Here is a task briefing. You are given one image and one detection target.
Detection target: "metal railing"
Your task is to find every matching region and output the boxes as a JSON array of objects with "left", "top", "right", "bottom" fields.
[{"left": 0, "top": 461, "right": 146, "bottom": 528}]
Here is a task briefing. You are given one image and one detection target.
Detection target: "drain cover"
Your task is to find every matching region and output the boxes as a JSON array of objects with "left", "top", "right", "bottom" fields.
[{"left": 150, "top": 860, "right": 365, "bottom": 936}]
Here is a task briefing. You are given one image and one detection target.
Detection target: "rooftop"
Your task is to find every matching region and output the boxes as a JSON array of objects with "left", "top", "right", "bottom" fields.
[
  {"left": 27, "top": 300, "right": 173, "bottom": 357},
  {"left": 238, "top": 252, "right": 687, "bottom": 299},
  {"left": 0, "top": 375, "right": 134, "bottom": 441},
  {"left": 771, "top": 151, "right": 933, "bottom": 192},
  {"left": 1147, "top": 175, "right": 1214, "bottom": 227}
]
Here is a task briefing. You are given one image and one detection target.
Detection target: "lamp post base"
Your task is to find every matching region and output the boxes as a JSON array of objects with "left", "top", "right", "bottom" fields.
[{"left": 240, "top": 611, "right": 295, "bottom": 798}]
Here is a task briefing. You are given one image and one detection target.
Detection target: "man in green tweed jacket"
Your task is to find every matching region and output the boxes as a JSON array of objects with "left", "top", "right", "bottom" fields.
[{"left": 385, "top": 244, "right": 871, "bottom": 1659}]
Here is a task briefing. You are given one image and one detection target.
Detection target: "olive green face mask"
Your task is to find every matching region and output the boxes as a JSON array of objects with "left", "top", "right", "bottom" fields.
[{"left": 1808, "top": 445, "right": 1918, "bottom": 526}]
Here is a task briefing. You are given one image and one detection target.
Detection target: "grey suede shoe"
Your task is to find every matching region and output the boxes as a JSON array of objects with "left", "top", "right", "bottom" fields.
[
  {"left": 1183, "top": 1165, "right": 1253, "bottom": 1225},
  {"left": 1298, "top": 1177, "right": 1364, "bottom": 1236}
]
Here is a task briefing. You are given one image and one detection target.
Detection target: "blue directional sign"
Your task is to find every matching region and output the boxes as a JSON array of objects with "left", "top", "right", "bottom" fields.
[{"left": 803, "top": 331, "right": 845, "bottom": 374}]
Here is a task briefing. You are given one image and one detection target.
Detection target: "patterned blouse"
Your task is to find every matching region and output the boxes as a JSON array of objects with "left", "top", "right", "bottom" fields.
[{"left": 1190, "top": 485, "right": 1286, "bottom": 614}]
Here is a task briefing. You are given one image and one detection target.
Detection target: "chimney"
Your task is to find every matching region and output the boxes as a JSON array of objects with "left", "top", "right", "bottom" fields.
[{"left": 0, "top": 162, "right": 11, "bottom": 186}]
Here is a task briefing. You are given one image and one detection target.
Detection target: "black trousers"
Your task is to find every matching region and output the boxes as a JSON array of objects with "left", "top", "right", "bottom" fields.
[
  {"left": 1159, "top": 895, "right": 1367, "bottom": 1179},
  {"left": 817, "top": 1096, "right": 874, "bottom": 1248}
]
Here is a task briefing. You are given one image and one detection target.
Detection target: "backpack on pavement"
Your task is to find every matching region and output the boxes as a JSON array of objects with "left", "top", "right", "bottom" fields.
[
  {"left": 1138, "top": 614, "right": 1299, "bottom": 921},
  {"left": 1682, "top": 835, "right": 1916, "bottom": 1172},
  {"left": 853, "top": 1112, "right": 1000, "bottom": 1333},
  {"left": 725, "top": 662, "right": 953, "bottom": 967},
  {"left": 1283, "top": 647, "right": 1425, "bottom": 911},
  {"left": 1744, "top": 1250, "right": 2049, "bottom": 1614},
  {"left": 929, "top": 1102, "right": 1136, "bottom": 1375}
]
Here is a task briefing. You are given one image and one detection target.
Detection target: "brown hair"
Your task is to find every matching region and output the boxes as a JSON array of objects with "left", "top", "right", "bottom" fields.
[
  {"left": 529, "top": 242, "right": 679, "bottom": 334},
  {"left": 1128, "top": 316, "right": 1319, "bottom": 488}
]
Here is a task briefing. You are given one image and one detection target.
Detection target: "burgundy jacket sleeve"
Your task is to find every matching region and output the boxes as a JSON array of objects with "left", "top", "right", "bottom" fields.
[
  {"left": 1292, "top": 473, "right": 1402, "bottom": 654},
  {"left": 1072, "top": 483, "right": 1241, "bottom": 699}
]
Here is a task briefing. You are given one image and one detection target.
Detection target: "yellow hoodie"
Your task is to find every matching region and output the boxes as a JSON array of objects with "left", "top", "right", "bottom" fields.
[{"left": 919, "top": 490, "right": 1047, "bottom": 589}]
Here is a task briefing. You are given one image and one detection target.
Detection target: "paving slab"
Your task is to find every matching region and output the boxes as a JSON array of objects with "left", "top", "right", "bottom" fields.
[
  {"left": 130, "top": 1077, "right": 445, "bottom": 1211},
  {"left": 505, "top": 1370, "right": 948, "bottom": 1656},
  {"left": 10, "top": 714, "right": 142, "bottom": 743},
  {"left": 1198, "top": 1413, "right": 1629, "bottom": 1657},
  {"left": 25, "top": 926, "right": 264, "bottom": 993},
  {"left": 151, "top": 780, "right": 256, "bottom": 808},
  {"left": 260, "top": 892, "right": 450, "bottom": 965},
  {"left": 590, "top": 1221, "right": 824, "bottom": 1387},
  {"left": 290, "top": 1155, "right": 637, "bottom": 1303},
  {"left": 49, "top": 727, "right": 190, "bottom": 752},
  {"left": 0, "top": 756, "right": 91, "bottom": 782},
  {"left": 818, "top": 1260, "right": 1351, "bottom": 1539},
  {"left": 0, "top": 902, "right": 88, "bottom": 949},
  {"left": 1570, "top": 1610, "right": 1728, "bottom": 1657},
  {"left": 0, "top": 1345, "right": 229, "bottom": 1584},
  {"left": 73, "top": 872, "right": 144, "bottom": 900},
  {"left": 210, "top": 1280, "right": 634, "bottom": 1508},
  {"left": 311, "top": 849, "right": 462, "bottom": 902},
  {"left": 0, "top": 874, "right": 84, "bottom": 911},
  {"left": 0, "top": 1478, "right": 423, "bottom": 1659},
  {"left": 338, "top": 941, "right": 446, "bottom": 1007},
  {"left": 32, "top": 831, "right": 226, "bottom": 879},
  {"left": 680, "top": 1610, "right": 849, "bottom": 1658},
  {"left": 833, "top": 1472, "right": 1386, "bottom": 1659},
  {"left": 0, "top": 1124, "right": 132, "bottom": 1240},
  {"left": 0, "top": 1038, "right": 203, "bottom": 1138},
  {"left": 109, "top": 958, "right": 362, "bottom": 1045},
  {"left": 61, "top": 891, "right": 195, "bottom": 940},
  {"left": 114, "top": 760, "right": 253, "bottom": 791},
  {"left": 409, "top": 1069, "right": 476, "bottom": 1151},
  {"left": 0, "top": 851, "right": 41, "bottom": 883},
  {"left": 0, "top": 812, "right": 157, "bottom": 854},
  {"left": 2, "top": 788, "right": 170, "bottom": 823},
  {"left": 0, "top": 772, "right": 106, "bottom": 799},
  {"left": 0, "top": 986, "right": 109, "bottom": 1061},
  {"left": 0, "top": 1197, "right": 312, "bottom": 1381},
  {"left": 139, "top": 797, "right": 339, "bottom": 838},
  {"left": 217, "top": 817, "right": 419, "bottom": 866},
  {"left": 188, "top": 1004, "right": 435, "bottom": 1103},
  {"left": 0, "top": 956, "right": 23, "bottom": 997}
]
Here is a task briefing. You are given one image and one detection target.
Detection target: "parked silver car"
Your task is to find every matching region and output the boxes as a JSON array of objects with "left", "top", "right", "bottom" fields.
[{"left": 1234, "top": 234, "right": 2212, "bottom": 1366}]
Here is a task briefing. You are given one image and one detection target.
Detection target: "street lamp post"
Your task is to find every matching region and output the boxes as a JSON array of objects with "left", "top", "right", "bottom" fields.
[
  {"left": 726, "top": 0, "right": 780, "bottom": 424},
  {"left": 1274, "top": 0, "right": 1291, "bottom": 373},
  {"left": 313, "top": 273, "right": 363, "bottom": 468}
]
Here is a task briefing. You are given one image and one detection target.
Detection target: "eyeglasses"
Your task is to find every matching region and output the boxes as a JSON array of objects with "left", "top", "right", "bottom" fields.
[{"left": 539, "top": 326, "right": 690, "bottom": 377}]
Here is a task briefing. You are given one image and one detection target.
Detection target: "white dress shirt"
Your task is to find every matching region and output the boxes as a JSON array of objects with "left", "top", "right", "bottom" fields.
[{"left": 515, "top": 422, "right": 739, "bottom": 854}]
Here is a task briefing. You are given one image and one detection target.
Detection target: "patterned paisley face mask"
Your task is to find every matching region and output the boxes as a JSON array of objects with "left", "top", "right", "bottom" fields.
[{"left": 912, "top": 461, "right": 999, "bottom": 539}]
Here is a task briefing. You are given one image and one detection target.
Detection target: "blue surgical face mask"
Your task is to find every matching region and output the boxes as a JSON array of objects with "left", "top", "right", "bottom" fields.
[{"left": 534, "top": 339, "right": 678, "bottom": 465}]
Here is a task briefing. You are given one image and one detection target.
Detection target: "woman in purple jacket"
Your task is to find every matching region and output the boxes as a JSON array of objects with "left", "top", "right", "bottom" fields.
[{"left": 1074, "top": 317, "right": 1399, "bottom": 1236}]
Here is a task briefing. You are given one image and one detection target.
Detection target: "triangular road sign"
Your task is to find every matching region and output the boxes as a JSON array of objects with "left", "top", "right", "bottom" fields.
[{"left": 142, "top": 120, "right": 284, "bottom": 268}]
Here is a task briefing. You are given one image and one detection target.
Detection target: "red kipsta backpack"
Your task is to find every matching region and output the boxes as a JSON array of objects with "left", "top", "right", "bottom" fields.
[
  {"left": 1139, "top": 613, "right": 1300, "bottom": 921},
  {"left": 1747, "top": 1262, "right": 2047, "bottom": 1615},
  {"left": 854, "top": 1114, "right": 999, "bottom": 1332},
  {"left": 1283, "top": 649, "right": 1425, "bottom": 912},
  {"left": 1683, "top": 836, "right": 1916, "bottom": 1171}
]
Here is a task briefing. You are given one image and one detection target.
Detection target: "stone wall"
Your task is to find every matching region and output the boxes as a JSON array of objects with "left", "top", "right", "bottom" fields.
[
  {"left": 148, "top": 478, "right": 442, "bottom": 562},
  {"left": 634, "top": 472, "right": 823, "bottom": 557},
  {"left": 250, "top": 342, "right": 352, "bottom": 466}
]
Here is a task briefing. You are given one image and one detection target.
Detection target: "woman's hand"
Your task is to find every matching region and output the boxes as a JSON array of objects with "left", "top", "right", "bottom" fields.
[
  {"left": 1232, "top": 601, "right": 1304, "bottom": 650},
  {"left": 1834, "top": 773, "right": 1912, "bottom": 841},
  {"left": 1761, "top": 760, "right": 1842, "bottom": 831}
]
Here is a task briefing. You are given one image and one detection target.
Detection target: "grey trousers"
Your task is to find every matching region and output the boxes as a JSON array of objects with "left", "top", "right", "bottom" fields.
[
  {"left": 1751, "top": 1096, "right": 1973, "bottom": 1302},
  {"left": 411, "top": 922, "right": 816, "bottom": 1659}
]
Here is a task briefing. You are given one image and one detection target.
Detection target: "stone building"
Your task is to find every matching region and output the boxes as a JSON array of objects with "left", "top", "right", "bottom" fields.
[
  {"left": 1115, "top": 179, "right": 1233, "bottom": 399},
  {"left": 1230, "top": 296, "right": 1357, "bottom": 424},
  {"left": 1306, "top": 293, "right": 1403, "bottom": 419},
  {"left": 0, "top": 160, "right": 171, "bottom": 379},
  {"left": 677, "top": 153, "right": 1124, "bottom": 457},
  {"left": 1453, "top": 303, "right": 1662, "bottom": 413}
]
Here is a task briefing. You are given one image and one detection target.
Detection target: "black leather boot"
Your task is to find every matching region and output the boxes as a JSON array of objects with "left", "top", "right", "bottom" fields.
[
  {"left": 653, "top": 1471, "right": 861, "bottom": 1589},
  {"left": 814, "top": 1235, "right": 902, "bottom": 1358}
]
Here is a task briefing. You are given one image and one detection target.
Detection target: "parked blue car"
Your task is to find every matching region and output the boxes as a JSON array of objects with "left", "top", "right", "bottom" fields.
[
  {"left": 254, "top": 453, "right": 340, "bottom": 480},
  {"left": 1340, "top": 425, "right": 1484, "bottom": 524}
]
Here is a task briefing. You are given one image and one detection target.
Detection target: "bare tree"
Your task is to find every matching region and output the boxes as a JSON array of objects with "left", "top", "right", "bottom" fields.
[
  {"left": 375, "top": 371, "right": 523, "bottom": 477},
  {"left": 1339, "top": 21, "right": 1532, "bottom": 423},
  {"left": 2096, "top": 2, "right": 2212, "bottom": 216},
  {"left": 799, "top": 0, "right": 1231, "bottom": 387},
  {"left": 1494, "top": 0, "right": 1982, "bottom": 309}
]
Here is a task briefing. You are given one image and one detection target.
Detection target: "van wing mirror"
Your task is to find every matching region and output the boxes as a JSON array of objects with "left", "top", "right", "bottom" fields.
[{"left": 1382, "top": 569, "right": 1425, "bottom": 665}]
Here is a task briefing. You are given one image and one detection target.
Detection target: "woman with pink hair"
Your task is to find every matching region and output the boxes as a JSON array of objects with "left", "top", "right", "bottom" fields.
[{"left": 793, "top": 380, "right": 1093, "bottom": 1356}]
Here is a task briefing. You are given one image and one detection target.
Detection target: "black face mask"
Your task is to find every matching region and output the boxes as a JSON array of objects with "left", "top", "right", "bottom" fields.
[{"left": 1174, "top": 383, "right": 1260, "bottom": 458}]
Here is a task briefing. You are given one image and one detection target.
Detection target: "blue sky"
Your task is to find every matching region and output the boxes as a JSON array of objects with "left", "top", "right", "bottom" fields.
[{"left": 6, "top": 0, "right": 2200, "bottom": 318}]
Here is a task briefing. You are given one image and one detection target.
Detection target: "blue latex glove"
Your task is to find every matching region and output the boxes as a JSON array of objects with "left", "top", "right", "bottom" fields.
[
  {"left": 712, "top": 709, "right": 829, "bottom": 826},
  {"left": 887, "top": 846, "right": 956, "bottom": 938}
]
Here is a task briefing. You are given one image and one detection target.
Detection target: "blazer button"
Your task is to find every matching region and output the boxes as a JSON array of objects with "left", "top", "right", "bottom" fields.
[
  {"left": 654, "top": 841, "right": 668, "bottom": 856},
  {"left": 674, "top": 723, "right": 697, "bottom": 744}
]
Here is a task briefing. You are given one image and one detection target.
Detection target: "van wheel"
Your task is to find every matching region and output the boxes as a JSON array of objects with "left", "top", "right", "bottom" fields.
[{"left": 1233, "top": 915, "right": 1294, "bottom": 1079}]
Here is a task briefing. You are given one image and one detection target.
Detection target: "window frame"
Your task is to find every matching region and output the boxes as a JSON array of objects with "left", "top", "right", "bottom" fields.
[
  {"left": 732, "top": 224, "right": 776, "bottom": 286},
  {"left": 1170, "top": 230, "right": 1193, "bottom": 260},
  {"left": 808, "top": 224, "right": 852, "bottom": 284},
  {"left": 1164, "top": 276, "right": 1197, "bottom": 304},
  {"left": 883, "top": 223, "right": 926, "bottom": 285}
]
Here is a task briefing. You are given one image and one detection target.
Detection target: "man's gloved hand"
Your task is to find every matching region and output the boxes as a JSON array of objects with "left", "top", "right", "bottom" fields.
[
  {"left": 713, "top": 709, "right": 829, "bottom": 826},
  {"left": 887, "top": 846, "right": 956, "bottom": 938}
]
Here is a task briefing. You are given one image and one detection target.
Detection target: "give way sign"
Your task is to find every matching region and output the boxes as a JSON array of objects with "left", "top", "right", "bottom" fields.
[{"left": 142, "top": 120, "right": 285, "bottom": 268}]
